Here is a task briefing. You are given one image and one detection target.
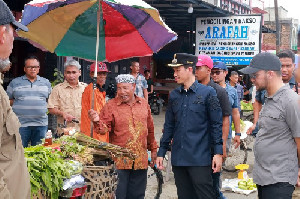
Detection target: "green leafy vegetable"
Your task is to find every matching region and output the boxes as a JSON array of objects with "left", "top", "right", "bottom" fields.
[{"left": 25, "top": 145, "right": 72, "bottom": 199}]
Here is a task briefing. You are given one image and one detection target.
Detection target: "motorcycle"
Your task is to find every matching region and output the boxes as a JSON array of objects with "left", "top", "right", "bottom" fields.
[{"left": 148, "top": 92, "right": 163, "bottom": 115}]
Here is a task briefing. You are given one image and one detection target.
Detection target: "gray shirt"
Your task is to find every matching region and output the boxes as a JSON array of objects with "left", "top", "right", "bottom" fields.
[{"left": 253, "top": 85, "right": 300, "bottom": 186}]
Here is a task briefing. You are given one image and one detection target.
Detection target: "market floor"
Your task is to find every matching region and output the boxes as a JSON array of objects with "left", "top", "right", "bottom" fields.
[{"left": 145, "top": 109, "right": 300, "bottom": 199}]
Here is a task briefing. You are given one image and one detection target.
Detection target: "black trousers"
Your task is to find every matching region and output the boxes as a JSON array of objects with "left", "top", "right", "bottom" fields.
[
  {"left": 172, "top": 166, "right": 215, "bottom": 199},
  {"left": 116, "top": 169, "right": 147, "bottom": 199},
  {"left": 257, "top": 182, "right": 295, "bottom": 199}
]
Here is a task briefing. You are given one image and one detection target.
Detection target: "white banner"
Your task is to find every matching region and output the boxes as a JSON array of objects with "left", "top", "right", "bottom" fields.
[{"left": 195, "top": 15, "right": 262, "bottom": 65}]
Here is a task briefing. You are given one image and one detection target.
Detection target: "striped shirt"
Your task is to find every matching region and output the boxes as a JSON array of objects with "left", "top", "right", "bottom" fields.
[{"left": 6, "top": 75, "right": 52, "bottom": 127}]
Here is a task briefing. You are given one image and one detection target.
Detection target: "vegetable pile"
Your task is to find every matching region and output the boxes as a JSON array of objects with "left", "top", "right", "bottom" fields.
[
  {"left": 25, "top": 145, "right": 72, "bottom": 199},
  {"left": 238, "top": 178, "right": 257, "bottom": 190},
  {"left": 241, "top": 101, "right": 253, "bottom": 111},
  {"left": 54, "top": 135, "right": 93, "bottom": 165}
]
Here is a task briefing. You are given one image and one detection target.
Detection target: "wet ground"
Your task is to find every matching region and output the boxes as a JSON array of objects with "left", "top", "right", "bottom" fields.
[{"left": 145, "top": 109, "right": 300, "bottom": 199}]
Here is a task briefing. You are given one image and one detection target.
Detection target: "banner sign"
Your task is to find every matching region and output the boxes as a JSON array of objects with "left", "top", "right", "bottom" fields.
[{"left": 195, "top": 15, "right": 262, "bottom": 65}]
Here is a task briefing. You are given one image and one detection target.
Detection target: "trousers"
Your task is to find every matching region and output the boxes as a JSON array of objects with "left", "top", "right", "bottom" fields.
[
  {"left": 257, "top": 182, "right": 295, "bottom": 199},
  {"left": 116, "top": 169, "right": 147, "bottom": 199},
  {"left": 172, "top": 166, "right": 215, "bottom": 199}
]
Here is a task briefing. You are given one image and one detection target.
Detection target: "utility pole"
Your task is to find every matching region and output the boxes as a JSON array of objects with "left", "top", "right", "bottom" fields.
[{"left": 274, "top": 0, "right": 280, "bottom": 53}]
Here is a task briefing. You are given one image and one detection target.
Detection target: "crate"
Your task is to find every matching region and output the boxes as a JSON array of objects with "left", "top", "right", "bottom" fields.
[{"left": 82, "top": 165, "right": 118, "bottom": 199}]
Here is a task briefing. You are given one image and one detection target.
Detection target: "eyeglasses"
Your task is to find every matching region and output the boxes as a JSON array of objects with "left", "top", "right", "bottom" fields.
[
  {"left": 25, "top": 66, "right": 40, "bottom": 69},
  {"left": 211, "top": 70, "right": 223, "bottom": 75}
]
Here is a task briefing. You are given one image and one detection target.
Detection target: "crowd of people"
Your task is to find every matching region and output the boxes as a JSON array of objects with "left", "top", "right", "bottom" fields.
[{"left": 1, "top": 1, "right": 300, "bottom": 199}]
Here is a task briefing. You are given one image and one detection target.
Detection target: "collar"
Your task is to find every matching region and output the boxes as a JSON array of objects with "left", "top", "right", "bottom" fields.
[
  {"left": 289, "top": 76, "right": 296, "bottom": 85},
  {"left": 116, "top": 94, "right": 142, "bottom": 106},
  {"left": 267, "top": 85, "right": 290, "bottom": 101},
  {"left": 62, "top": 80, "right": 79, "bottom": 88},
  {"left": 180, "top": 80, "right": 198, "bottom": 93},
  {"left": 96, "top": 84, "right": 105, "bottom": 92},
  {"left": 22, "top": 75, "right": 40, "bottom": 81},
  {"left": 131, "top": 73, "right": 140, "bottom": 78}
]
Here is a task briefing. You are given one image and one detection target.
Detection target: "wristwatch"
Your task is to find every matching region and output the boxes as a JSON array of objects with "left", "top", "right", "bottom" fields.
[{"left": 235, "top": 133, "right": 241, "bottom": 136}]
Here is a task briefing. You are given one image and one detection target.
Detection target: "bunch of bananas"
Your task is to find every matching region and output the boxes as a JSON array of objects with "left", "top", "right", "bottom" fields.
[{"left": 238, "top": 178, "right": 257, "bottom": 190}]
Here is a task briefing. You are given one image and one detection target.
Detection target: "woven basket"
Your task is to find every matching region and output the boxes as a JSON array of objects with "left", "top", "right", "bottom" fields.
[
  {"left": 32, "top": 189, "right": 48, "bottom": 199},
  {"left": 82, "top": 165, "right": 118, "bottom": 199}
]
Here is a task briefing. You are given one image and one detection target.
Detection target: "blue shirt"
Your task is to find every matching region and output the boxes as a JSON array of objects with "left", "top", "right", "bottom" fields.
[
  {"left": 234, "top": 83, "right": 243, "bottom": 111},
  {"left": 157, "top": 81, "right": 223, "bottom": 166},
  {"left": 225, "top": 83, "right": 239, "bottom": 138},
  {"left": 134, "top": 73, "right": 148, "bottom": 98},
  {"left": 6, "top": 75, "right": 52, "bottom": 127}
]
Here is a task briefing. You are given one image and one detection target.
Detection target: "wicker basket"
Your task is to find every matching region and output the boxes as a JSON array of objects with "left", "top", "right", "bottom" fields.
[
  {"left": 32, "top": 189, "right": 48, "bottom": 199},
  {"left": 82, "top": 165, "right": 118, "bottom": 199}
]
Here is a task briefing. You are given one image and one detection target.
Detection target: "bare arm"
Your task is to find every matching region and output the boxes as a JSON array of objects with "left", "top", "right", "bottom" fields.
[
  {"left": 295, "top": 138, "right": 300, "bottom": 186},
  {"left": 9, "top": 99, "right": 13, "bottom": 106},
  {"left": 143, "top": 88, "right": 148, "bottom": 102},
  {"left": 150, "top": 85, "right": 154, "bottom": 93},
  {"left": 48, "top": 107, "right": 75, "bottom": 122},
  {"left": 244, "top": 90, "right": 250, "bottom": 96},
  {"left": 146, "top": 105, "right": 157, "bottom": 167},
  {"left": 247, "top": 100, "right": 262, "bottom": 134},
  {"left": 222, "top": 116, "right": 230, "bottom": 158},
  {"left": 232, "top": 108, "right": 241, "bottom": 148}
]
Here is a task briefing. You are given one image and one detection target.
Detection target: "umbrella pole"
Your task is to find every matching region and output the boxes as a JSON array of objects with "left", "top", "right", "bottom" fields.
[{"left": 90, "top": 0, "right": 101, "bottom": 138}]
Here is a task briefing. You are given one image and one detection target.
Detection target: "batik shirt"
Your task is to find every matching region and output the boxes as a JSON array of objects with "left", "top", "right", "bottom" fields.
[{"left": 93, "top": 95, "right": 157, "bottom": 170}]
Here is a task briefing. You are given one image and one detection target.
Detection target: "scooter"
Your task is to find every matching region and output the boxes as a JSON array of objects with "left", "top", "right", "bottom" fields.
[{"left": 148, "top": 92, "right": 163, "bottom": 115}]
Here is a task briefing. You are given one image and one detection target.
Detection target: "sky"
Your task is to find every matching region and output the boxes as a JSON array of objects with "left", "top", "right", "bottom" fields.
[{"left": 264, "top": 0, "right": 300, "bottom": 20}]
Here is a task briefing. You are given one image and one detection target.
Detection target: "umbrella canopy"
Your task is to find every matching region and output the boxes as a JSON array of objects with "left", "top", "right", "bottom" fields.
[{"left": 18, "top": 0, "right": 177, "bottom": 62}]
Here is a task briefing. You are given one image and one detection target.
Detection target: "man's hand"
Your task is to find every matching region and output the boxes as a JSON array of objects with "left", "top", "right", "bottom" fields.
[
  {"left": 247, "top": 124, "right": 256, "bottom": 135},
  {"left": 63, "top": 112, "right": 76, "bottom": 122},
  {"left": 233, "top": 136, "right": 241, "bottom": 148},
  {"left": 150, "top": 151, "right": 157, "bottom": 167},
  {"left": 297, "top": 169, "right": 300, "bottom": 187},
  {"left": 88, "top": 109, "right": 100, "bottom": 122},
  {"left": 156, "top": 157, "right": 164, "bottom": 170},
  {"left": 212, "top": 154, "right": 222, "bottom": 173}
]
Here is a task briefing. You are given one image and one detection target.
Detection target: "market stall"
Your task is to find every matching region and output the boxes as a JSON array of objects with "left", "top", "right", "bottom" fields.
[{"left": 25, "top": 133, "right": 135, "bottom": 199}]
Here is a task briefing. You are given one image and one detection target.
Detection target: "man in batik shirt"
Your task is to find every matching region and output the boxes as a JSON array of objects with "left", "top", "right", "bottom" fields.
[{"left": 88, "top": 74, "right": 157, "bottom": 199}]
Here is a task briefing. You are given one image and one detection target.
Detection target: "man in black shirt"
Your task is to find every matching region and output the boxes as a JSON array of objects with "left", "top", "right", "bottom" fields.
[
  {"left": 144, "top": 69, "right": 153, "bottom": 93},
  {"left": 195, "top": 54, "right": 232, "bottom": 199}
]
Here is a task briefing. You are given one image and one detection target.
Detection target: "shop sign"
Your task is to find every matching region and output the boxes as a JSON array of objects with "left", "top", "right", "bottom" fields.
[{"left": 195, "top": 15, "right": 262, "bottom": 65}]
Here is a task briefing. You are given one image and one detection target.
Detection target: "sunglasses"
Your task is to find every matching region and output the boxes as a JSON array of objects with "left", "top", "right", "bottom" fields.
[{"left": 211, "top": 70, "right": 223, "bottom": 75}]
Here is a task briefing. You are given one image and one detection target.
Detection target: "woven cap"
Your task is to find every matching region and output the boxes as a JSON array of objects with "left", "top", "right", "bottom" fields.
[
  {"left": 0, "top": 0, "right": 28, "bottom": 31},
  {"left": 115, "top": 74, "right": 135, "bottom": 84}
]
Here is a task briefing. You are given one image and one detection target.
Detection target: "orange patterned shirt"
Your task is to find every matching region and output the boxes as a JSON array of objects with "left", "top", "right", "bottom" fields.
[
  {"left": 93, "top": 96, "right": 157, "bottom": 170},
  {"left": 80, "top": 83, "right": 109, "bottom": 142}
]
